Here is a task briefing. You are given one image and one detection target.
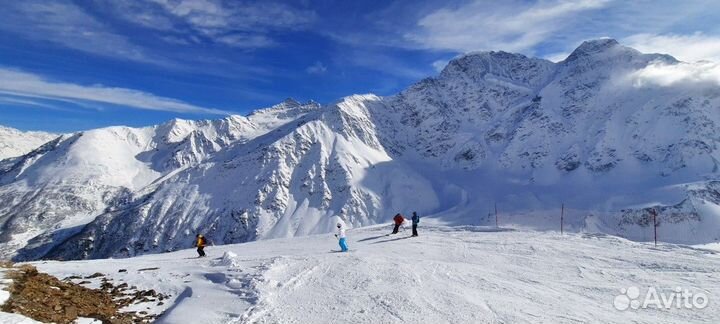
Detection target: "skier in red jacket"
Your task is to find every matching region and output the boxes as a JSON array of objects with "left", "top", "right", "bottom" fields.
[{"left": 391, "top": 213, "right": 405, "bottom": 234}]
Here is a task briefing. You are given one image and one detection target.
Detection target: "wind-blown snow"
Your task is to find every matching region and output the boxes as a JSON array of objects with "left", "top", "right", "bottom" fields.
[{"left": 30, "top": 223, "right": 720, "bottom": 323}]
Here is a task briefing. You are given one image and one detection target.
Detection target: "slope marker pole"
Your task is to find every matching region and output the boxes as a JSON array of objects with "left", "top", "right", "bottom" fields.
[
  {"left": 495, "top": 202, "right": 498, "bottom": 228},
  {"left": 651, "top": 208, "right": 658, "bottom": 247},
  {"left": 560, "top": 203, "right": 564, "bottom": 235}
]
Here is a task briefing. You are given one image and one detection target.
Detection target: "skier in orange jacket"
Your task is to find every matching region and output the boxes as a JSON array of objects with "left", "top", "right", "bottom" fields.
[{"left": 194, "top": 234, "right": 207, "bottom": 257}]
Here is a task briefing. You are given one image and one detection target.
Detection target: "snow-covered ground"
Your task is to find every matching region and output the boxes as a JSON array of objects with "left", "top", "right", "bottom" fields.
[
  {"left": 0, "top": 312, "right": 40, "bottom": 324},
  {"left": 23, "top": 222, "right": 720, "bottom": 324}
]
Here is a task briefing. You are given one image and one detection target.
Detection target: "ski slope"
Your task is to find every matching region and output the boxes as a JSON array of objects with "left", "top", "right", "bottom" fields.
[{"left": 25, "top": 222, "right": 720, "bottom": 324}]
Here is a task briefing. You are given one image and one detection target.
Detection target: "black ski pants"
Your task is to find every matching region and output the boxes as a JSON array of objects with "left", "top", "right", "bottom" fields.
[{"left": 392, "top": 224, "right": 400, "bottom": 234}]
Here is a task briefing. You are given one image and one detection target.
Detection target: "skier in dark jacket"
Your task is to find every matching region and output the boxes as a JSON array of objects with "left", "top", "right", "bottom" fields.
[
  {"left": 411, "top": 211, "right": 420, "bottom": 237},
  {"left": 194, "top": 234, "right": 207, "bottom": 257},
  {"left": 391, "top": 214, "right": 405, "bottom": 234}
]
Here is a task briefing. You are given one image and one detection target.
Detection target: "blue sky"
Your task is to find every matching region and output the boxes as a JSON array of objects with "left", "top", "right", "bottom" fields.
[{"left": 1, "top": 0, "right": 720, "bottom": 132}]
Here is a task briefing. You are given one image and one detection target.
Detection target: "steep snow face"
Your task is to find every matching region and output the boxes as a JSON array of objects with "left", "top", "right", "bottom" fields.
[
  {"left": 0, "top": 126, "right": 58, "bottom": 160},
  {"left": 385, "top": 51, "right": 557, "bottom": 170},
  {"left": 379, "top": 39, "right": 720, "bottom": 243},
  {"left": 1, "top": 100, "right": 320, "bottom": 260},
  {"left": 3, "top": 39, "right": 720, "bottom": 260},
  {"left": 45, "top": 96, "right": 439, "bottom": 259}
]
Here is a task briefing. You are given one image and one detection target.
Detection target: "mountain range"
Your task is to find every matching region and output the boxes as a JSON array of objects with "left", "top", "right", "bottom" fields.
[{"left": 2, "top": 38, "right": 720, "bottom": 261}]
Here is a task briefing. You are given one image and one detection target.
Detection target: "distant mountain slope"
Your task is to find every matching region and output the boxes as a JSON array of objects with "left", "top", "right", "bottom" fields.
[
  {"left": 3, "top": 39, "right": 720, "bottom": 260},
  {"left": 0, "top": 99, "right": 322, "bottom": 259},
  {"left": 0, "top": 126, "right": 58, "bottom": 160}
]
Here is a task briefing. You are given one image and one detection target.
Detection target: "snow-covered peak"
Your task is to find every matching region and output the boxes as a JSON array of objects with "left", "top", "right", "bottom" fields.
[
  {"left": 564, "top": 38, "right": 628, "bottom": 62},
  {"left": 279, "top": 97, "right": 301, "bottom": 107},
  {"left": 329, "top": 94, "right": 381, "bottom": 109},
  {"left": 155, "top": 118, "right": 200, "bottom": 143},
  {"left": 570, "top": 38, "right": 620, "bottom": 54},
  {"left": 562, "top": 38, "right": 679, "bottom": 66},
  {"left": 247, "top": 98, "right": 320, "bottom": 119},
  {"left": 440, "top": 51, "right": 556, "bottom": 89},
  {"left": 0, "top": 125, "right": 59, "bottom": 160}
]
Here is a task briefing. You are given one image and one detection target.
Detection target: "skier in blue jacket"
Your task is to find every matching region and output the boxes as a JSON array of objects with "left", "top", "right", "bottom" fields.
[{"left": 411, "top": 211, "right": 420, "bottom": 237}]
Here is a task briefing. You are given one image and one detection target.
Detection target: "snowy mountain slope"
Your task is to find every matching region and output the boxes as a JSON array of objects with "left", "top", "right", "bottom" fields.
[
  {"left": 0, "top": 126, "right": 58, "bottom": 160},
  {"left": 43, "top": 95, "right": 439, "bottom": 260},
  {"left": 378, "top": 39, "right": 720, "bottom": 243},
  {"left": 3, "top": 39, "right": 720, "bottom": 260},
  {"left": 0, "top": 100, "right": 320, "bottom": 260},
  {"left": 29, "top": 224, "right": 720, "bottom": 324}
]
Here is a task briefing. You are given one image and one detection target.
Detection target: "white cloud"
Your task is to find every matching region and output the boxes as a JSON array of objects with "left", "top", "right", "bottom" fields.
[
  {"left": 156, "top": 0, "right": 314, "bottom": 30},
  {"left": 630, "top": 61, "right": 720, "bottom": 87},
  {"left": 216, "top": 34, "right": 275, "bottom": 48},
  {"left": 0, "top": 0, "right": 317, "bottom": 66},
  {"left": 0, "top": 96, "right": 62, "bottom": 110},
  {"left": 306, "top": 61, "right": 328, "bottom": 75},
  {"left": 0, "top": 68, "right": 229, "bottom": 115},
  {"left": 431, "top": 60, "right": 449, "bottom": 72},
  {"left": 146, "top": 0, "right": 316, "bottom": 48},
  {"left": 339, "top": 50, "right": 430, "bottom": 80},
  {"left": 97, "top": 0, "right": 176, "bottom": 31},
  {"left": 0, "top": 1, "right": 158, "bottom": 64},
  {"left": 544, "top": 52, "right": 570, "bottom": 62},
  {"left": 623, "top": 32, "right": 720, "bottom": 63},
  {"left": 406, "top": 0, "right": 609, "bottom": 53}
]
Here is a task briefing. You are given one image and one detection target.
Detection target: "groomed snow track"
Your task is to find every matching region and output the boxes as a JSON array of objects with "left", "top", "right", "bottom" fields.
[{"left": 28, "top": 223, "right": 720, "bottom": 324}]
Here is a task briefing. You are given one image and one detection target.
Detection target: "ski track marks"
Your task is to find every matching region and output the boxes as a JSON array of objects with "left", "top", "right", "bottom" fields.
[
  {"left": 31, "top": 224, "right": 720, "bottom": 324},
  {"left": 235, "top": 226, "right": 720, "bottom": 323}
]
